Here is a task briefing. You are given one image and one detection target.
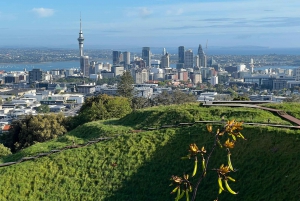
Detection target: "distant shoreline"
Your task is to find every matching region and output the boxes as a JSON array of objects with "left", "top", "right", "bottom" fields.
[{"left": 0, "top": 60, "right": 78, "bottom": 65}]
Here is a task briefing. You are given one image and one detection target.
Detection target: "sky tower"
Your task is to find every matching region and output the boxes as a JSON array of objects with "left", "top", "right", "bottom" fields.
[{"left": 78, "top": 16, "right": 84, "bottom": 57}]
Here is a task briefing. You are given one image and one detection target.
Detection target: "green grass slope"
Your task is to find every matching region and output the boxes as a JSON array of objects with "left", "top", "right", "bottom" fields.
[
  {"left": 118, "top": 103, "right": 292, "bottom": 127},
  {"left": 0, "top": 104, "right": 299, "bottom": 201},
  {"left": 262, "top": 102, "right": 300, "bottom": 119}
]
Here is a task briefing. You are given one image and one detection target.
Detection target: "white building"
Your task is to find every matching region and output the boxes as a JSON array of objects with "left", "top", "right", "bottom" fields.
[
  {"left": 211, "top": 75, "right": 218, "bottom": 86},
  {"left": 237, "top": 64, "right": 246, "bottom": 72}
]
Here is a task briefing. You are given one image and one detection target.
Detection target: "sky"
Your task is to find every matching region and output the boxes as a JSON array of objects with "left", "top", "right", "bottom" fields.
[{"left": 1, "top": 0, "right": 300, "bottom": 49}]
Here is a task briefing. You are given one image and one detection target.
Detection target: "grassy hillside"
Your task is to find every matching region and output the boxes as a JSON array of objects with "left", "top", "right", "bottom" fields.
[
  {"left": 262, "top": 102, "right": 300, "bottom": 119},
  {"left": 118, "top": 103, "right": 292, "bottom": 128},
  {"left": 0, "top": 104, "right": 299, "bottom": 200}
]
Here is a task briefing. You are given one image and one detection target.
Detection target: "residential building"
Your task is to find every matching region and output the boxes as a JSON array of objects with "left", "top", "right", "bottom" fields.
[
  {"left": 29, "top": 69, "right": 44, "bottom": 83},
  {"left": 132, "top": 68, "right": 149, "bottom": 84}
]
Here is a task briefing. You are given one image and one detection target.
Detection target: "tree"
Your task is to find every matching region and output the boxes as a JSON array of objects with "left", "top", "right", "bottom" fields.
[
  {"left": 70, "top": 94, "right": 132, "bottom": 130},
  {"left": 0, "top": 143, "right": 11, "bottom": 157},
  {"left": 117, "top": 71, "right": 134, "bottom": 99},
  {"left": 152, "top": 90, "right": 197, "bottom": 106},
  {"left": 7, "top": 114, "right": 67, "bottom": 151},
  {"left": 131, "top": 97, "right": 151, "bottom": 110},
  {"left": 284, "top": 94, "right": 300, "bottom": 102},
  {"left": 232, "top": 95, "right": 250, "bottom": 101},
  {"left": 36, "top": 104, "right": 50, "bottom": 113}
]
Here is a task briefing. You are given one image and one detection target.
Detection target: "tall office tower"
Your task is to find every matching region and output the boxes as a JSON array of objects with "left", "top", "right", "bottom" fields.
[
  {"left": 142, "top": 47, "right": 151, "bottom": 67},
  {"left": 112, "top": 51, "right": 121, "bottom": 65},
  {"left": 184, "top": 49, "right": 193, "bottom": 68},
  {"left": 178, "top": 46, "right": 185, "bottom": 63},
  {"left": 80, "top": 56, "right": 90, "bottom": 76},
  {"left": 194, "top": 55, "right": 200, "bottom": 67},
  {"left": 198, "top": 44, "right": 206, "bottom": 67},
  {"left": 123, "top": 51, "right": 131, "bottom": 68},
  {"left": 119, "top": 52, "right": 124, "bottom": 63},
  {"left": 77, "top": 17, "right": 84, "bottom": 57},
  {"left": 162, "top": 48, "right": 166, "bottom": 56},
  {"left": 160, "top": 53, "right": 170, "bottom": 68}
]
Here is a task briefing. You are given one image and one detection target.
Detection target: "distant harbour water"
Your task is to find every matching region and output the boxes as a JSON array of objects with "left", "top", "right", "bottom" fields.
[
  {"left": 0, "top": 60, "right": 110, "bottom": 72},
  {"left": 0, "top": 60, "right": 298, "bottom": 72}
]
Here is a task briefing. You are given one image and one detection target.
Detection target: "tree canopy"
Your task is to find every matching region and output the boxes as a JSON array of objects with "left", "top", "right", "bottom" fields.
[
  {"left": 70, "top": 94, "right": 132, "bottom": 129},
  {"left": 6, "top": 114, "right": 67, "bottom": 152},
  {"left": 117, "top": 71, "right": 134, "bottom": 99},
  {"left": 36, "top": 104, "right": 50, "bottom": 113},
  {"left": 152, "top": 90, "right": 197, "bottom": 106}
]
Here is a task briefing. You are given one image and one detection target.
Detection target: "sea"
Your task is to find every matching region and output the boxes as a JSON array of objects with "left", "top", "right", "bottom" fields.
[{"left": 0, "top": 61, "right": 298, "bottom": 72}]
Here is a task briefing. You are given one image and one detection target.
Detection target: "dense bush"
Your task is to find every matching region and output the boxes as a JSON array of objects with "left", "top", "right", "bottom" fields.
[
  {"left": 5, "top": 114, "right": 67, "bottom": 152},
  {"left": 0, "top": 143, "right": 11, "bottom": 157},
  {"left": 69, "top": 94, "right": 132, "bottom": 130}
]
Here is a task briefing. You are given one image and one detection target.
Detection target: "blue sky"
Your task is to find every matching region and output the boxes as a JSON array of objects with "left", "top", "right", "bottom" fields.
[{"left": 0, "top": 0, "right": 300, "bottom": 49}]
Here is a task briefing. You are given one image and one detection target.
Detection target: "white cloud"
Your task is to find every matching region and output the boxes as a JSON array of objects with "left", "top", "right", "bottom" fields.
[
  {"left": 32, "top": 8, "right": 54, "bottom": 18},
  {"left": 139, "top": 7, "right": 152, "bottom": 18},
  {"left": 166, "top": 8, "right": 183, "bottom": 16}
]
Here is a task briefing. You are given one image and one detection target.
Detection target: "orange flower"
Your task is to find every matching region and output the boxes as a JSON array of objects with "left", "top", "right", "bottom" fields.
[
  {"left": 218, "top": 164, "right": 230, "bottom": 175},
  {"left": 224, "top": 138, "right": 235, "bottom": 149},
  {"left": 189, "top": 143, "right": 199, "bottom": 155},
  {"left": 207, "top": 124, "right": 213, "bottom": 133}
]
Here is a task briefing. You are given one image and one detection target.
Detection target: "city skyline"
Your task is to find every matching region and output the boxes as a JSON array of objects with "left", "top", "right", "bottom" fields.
[{"left": 0, "top": 0, "right": 300, "bottom": 48}]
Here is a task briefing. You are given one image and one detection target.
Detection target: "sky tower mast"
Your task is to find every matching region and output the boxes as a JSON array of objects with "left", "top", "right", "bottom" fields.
[{"left": 78, "top": 15, "right": 84, "bottom": 57}]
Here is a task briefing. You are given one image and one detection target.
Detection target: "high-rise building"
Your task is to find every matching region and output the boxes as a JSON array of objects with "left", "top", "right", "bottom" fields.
[
  {"left": 112, "top": 51, "right": 121, "bottom": 65},
  {"left": 162, "top": 48, "right": 166, "bottom": 56},
  {"left": 80, "top": 56, "right": 90, "bottom": 77},
  {"left": 142, "top": 47, "right": 151, "bottom": 67},
  {"left": 198, "top": 44, "right": 207, "bottom": 67},
  {"left": 178, "top": 46, "right": 185, "bottom": 64},
  {"left": 160, "top": 53, "right": 170, "bottom": 68},
  {"left": 29, "top": 69, "right": 45, "bottom": 83},
  {"left": 184, "top": 49, "right": 193, "bottom": 68},
  {"left": 77, "top": 17, "right": 84, "bottom": 57},
  {"left": 123, "top": 51, "right": 131, "bottom": 69},
  {"left": 194, "top": 55, "right": 200, "bottom": 67}
]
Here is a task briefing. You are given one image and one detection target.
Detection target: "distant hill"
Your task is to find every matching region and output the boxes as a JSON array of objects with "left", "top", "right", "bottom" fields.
[{"left": 0, "top": 103, "right": 299, "bottom": 200}]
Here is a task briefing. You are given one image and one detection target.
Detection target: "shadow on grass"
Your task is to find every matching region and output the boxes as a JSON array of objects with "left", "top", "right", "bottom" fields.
[
  {"left": 102, "top": 126, "right": 300, "bottom": 201},
  {"left": 102, "top": 125, "right": 225, "bottom": 201}
]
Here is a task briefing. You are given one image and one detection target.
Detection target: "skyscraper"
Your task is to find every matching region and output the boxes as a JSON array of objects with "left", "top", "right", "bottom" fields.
[
  {"left": 178, "top": 46, "right": 185, "bottom": 64},
  {"left": 184, "top": 49, "right": 193, "bottom": 68},
  {"left": 162, "top": 48, "right": 166, "bottom": 56},
  {"left": 80, "top": 56, "right": 90, "bottom": 76},
  {"left": 160, "top": 53, "right": 170, "bottom": 68},
  {"left": 123, "top": 51, "right": 130, "bottom": 69},
  {"left": 78, "top": 17, "right": 84, "bottom": 57},
  {"left": 112, "top": 51, "right": 121, "bottom": 65},
  {"left": 198, "top": 44, "right": 207, "bottom": 67},
  {"left": 142, "top": 47, "right": 151, "bottom": 67},
  {"left": 194, "top": 55, "right": 200, "bottom": 67}
]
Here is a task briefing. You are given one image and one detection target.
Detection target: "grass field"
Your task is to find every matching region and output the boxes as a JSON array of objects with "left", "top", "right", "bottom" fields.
[
  {"left": 0, "top": 103, "right": 299, "bottom": 200},
  {"left": 262, "top": 102, "right": 300, "bottom": 119}
]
